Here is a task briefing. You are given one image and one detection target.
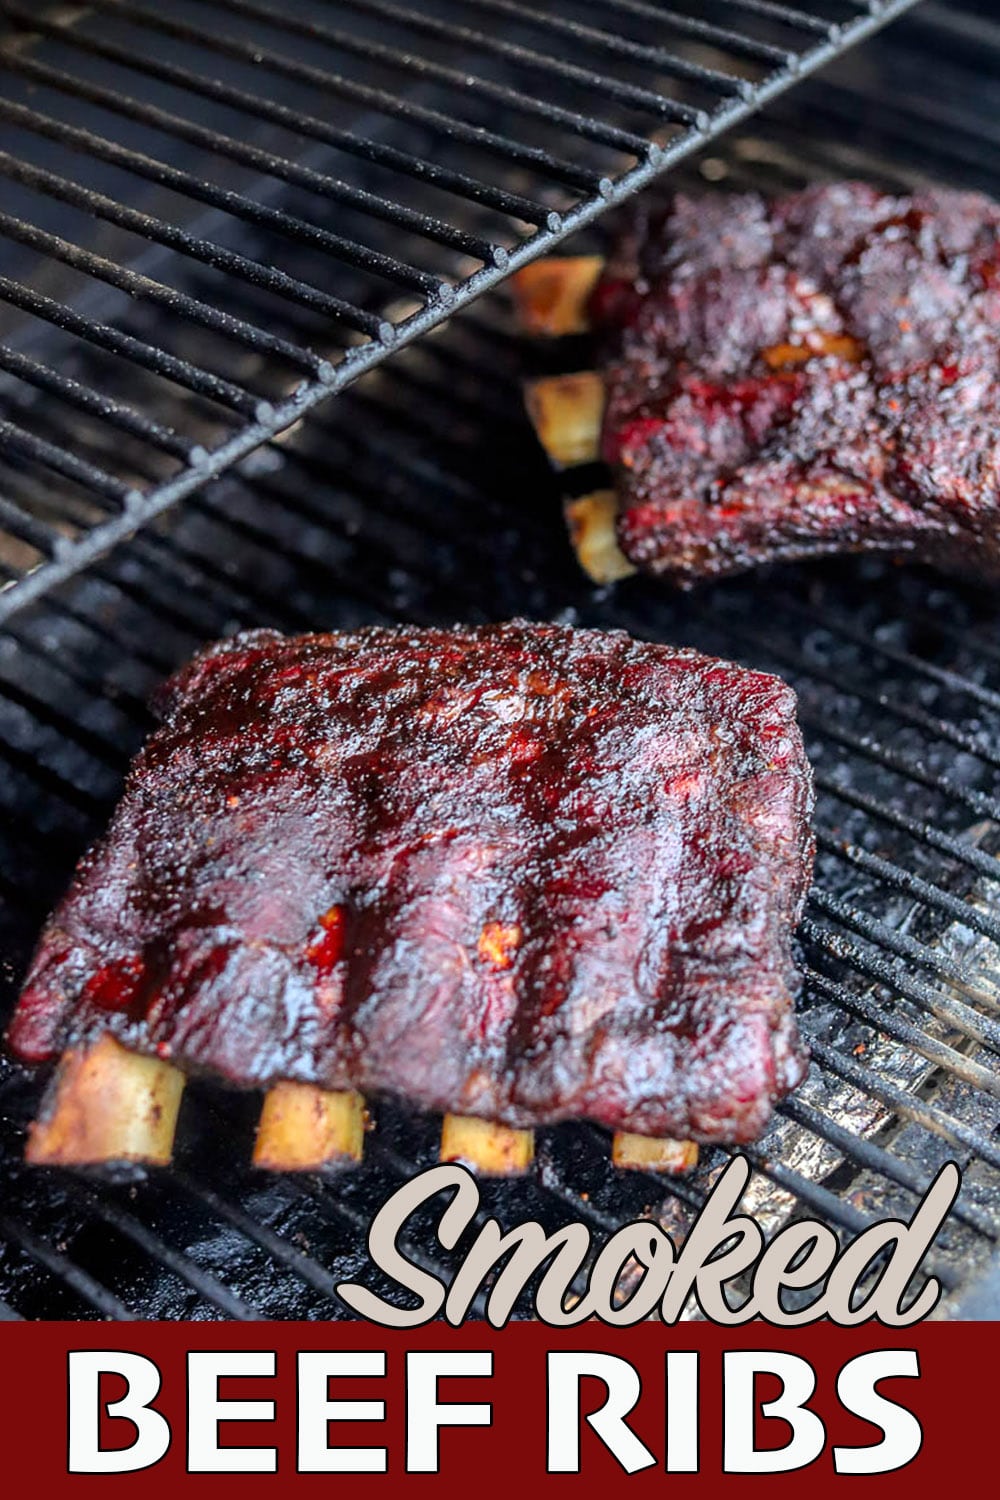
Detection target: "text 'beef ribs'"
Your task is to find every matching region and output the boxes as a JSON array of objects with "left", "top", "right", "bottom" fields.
[
  {"left": 7, "top": 621, "right": 814, "bottom": 1145},
  {"left": 592, "top": 184, "right": 1000, "bottom": 585}
]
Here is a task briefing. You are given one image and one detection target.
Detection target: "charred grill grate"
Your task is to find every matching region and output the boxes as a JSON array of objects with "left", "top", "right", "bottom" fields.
[
  {"left": 0, "top": 0, "right": 918, "bottom": 621},
  {"left": 4, "top": 0, "right": 1000, "bottom": 1320}
]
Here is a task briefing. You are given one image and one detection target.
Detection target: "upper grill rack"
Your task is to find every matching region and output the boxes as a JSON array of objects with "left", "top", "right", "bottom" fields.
[{"left": 0, "top": 0, "right": 916, "bottom": 620}]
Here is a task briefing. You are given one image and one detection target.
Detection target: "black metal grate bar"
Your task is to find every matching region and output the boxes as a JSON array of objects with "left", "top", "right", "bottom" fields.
[
  {"left": 336, "top": 0, "right": 753, "bottom": 125},
  {"left": 171, "top": 1172, "right": 345, "bottom": 1307},
  {"left": 815, "top": 834, "right": 1000, "bottom": 946},
  {"left": 807, "top": 1037, "right": 1000, "bottom": 1175},
  {"left": 69, "top": 1187, "right": 263, "bottom": 1321},
  {"left": 430, "top": 0, "right": 761, "bottom": 94},
  {"left": 798, "top": 957, "right": 1000, "bottom": 1097},
  {"left": 0, "top": 101, "right": 448, "bottom": 301},
  {"left": 0, "top": 273, "right": 260, "bottom": 414},
  {"left": 100, "top": 0, "right": 708, "bottom": 127},
  {"left": 0, "top": 50, "right": 502, "bottom": 263},
  {"left": 552, "top": 0, "right": 798, "bottom": 65},
  {"left": 0, "top": 5, "right": 559, "bottom": 226},
  {"left": 813, "top": 773, "right": 1000, "bottom": 886},
  {"left": 0, "top": 343, "right": 196, "bottom": 462},
  {"left": 807, "top": 888, "right": 1000, "bottom": 1013},
  {"left": 197, "top": 0, "right": 675, "bottom": 146},
  {"left": 776, "top": 1095, "right": 997, "bottom": 1240},
  {"left": 715, "top": 0, "right": 838, "bottom": 33},
  {"left": 0, "top": 1212, "right": 137, "bottom": 1319},
  {"left": 0, "top": 0, "right": 918, "bottom": 620},
  {"left": 0, "top": 183, "right": 383, "bottom": 350},
  {"left": 0, "top": 419, "right": 134, "bottom": 508}
]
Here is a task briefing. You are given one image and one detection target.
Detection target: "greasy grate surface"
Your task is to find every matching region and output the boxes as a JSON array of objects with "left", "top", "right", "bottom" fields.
[
  {"left": 0, "top": 0, "right": 918, "bottom": 620},
  {"left": 2, "top": 1, "right": 1000, "bottom": 1319}
]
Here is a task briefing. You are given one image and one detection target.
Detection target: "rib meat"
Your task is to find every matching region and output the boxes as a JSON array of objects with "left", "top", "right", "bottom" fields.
[
  {"left": 592, "top": 183, "right": 1000, "bottom": 585},
  {"left": 7, "top": 621, "right": 814, "bottom": 1143}
]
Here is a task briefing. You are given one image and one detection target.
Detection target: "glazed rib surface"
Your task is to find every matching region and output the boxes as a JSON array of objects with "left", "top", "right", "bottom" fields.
[{"left": 8, "top": 621, "right": 813, "bottom": 1142}]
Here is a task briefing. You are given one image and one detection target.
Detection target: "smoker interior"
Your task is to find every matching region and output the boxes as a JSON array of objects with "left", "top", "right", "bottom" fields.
[
  {"left": 3, "top": 0, "right": 1000, "bottom": 1319},
  {"left": 0, "top": 0, "right": 918, "bottom": 620}
]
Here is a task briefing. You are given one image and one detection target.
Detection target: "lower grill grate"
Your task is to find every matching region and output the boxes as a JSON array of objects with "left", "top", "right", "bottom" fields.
[{"left": 3, "top": 2, "right": 1000, "bottom": 1320}]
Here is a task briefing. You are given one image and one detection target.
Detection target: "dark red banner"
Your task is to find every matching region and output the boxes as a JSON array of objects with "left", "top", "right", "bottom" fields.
[{"left": 0, "top": 1320, "right": 992, "bottom": 1495}]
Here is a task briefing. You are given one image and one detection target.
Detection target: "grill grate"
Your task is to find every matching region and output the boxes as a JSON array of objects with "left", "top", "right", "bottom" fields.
[
  {"left": 0, "top": 0, "right": 917, "bottom": 620},
  {"left": 4, "top": 0, "right": 1000, "bottom": 1320}
]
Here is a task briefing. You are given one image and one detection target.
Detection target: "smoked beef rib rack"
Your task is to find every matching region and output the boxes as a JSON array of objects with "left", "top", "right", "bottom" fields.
[
  {"left": 517, "top": 182, "right": 1000, "bottom": 587},
  {"left": 8, "top": 621, "right": 814, "bottom": 1172}
]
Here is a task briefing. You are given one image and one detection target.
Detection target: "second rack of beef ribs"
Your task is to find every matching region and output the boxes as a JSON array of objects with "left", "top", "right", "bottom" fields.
[
  {"left": 523, "top": 183, "right": 1000, "bottom": 588},
  {"left": 7, "top": 621, "right": 813, "bottom": 1156}
]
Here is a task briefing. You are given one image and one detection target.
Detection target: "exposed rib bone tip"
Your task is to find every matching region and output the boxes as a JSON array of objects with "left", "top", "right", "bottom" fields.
[
  {"left": 524, "top": 371, "right": 604, "bottom": 467},
  {"left": 253, "top": 1083, "right": 366, "bottom": 1172},
  {"left": 565, "top": 491, "right": 636, "bottom": 584},
  {"left": 612, "top": 1133, "right": 699, "bottom": 1174},
  {"left": 440, "top": 1113, "right": 534, "bottom": 1176},
  {"left": 509, "top": 255, "right": 604, "bottom": 336},
  {"left": 25, "top": 1034, "right": 185, "bottom": 1168}
]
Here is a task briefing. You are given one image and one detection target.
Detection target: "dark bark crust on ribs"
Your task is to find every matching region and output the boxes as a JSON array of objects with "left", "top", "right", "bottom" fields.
[
  {"left": 594, "top": 183, "right": 1000, "bottom": 586},
  {"left": 7, "top": 622, "right": 814, "bottom": 1143}
]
